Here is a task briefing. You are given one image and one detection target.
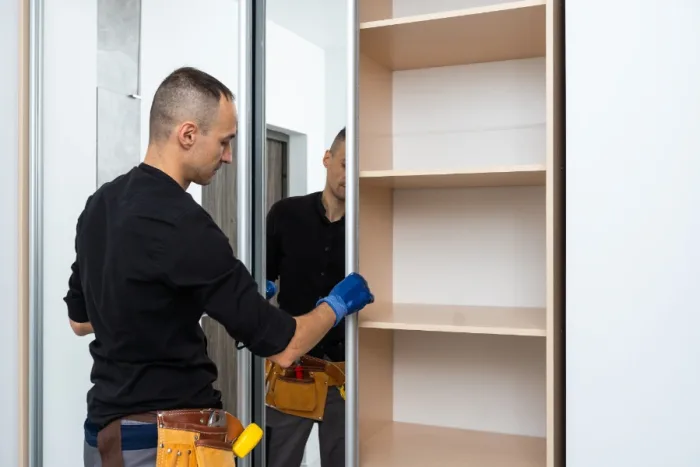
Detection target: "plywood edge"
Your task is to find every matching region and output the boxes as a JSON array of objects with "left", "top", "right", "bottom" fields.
[
  {"left": 359, "top": 165, "right": 547, "bottom": 189},
  {"left": 361, "top": 321, "right": 546, "bottom": 337},
  {"left": 360, "top": 164, "right": 546, "bottom": 178},
  {"left": 545, "top": 0, "right": 565, "bottom": 466},
  {"left": 359, "top": 303, "right": 547, "bottom": 337},
  {"left": 358, "top": 328, "right": 393, "bottom": 445},
  {"left": 359, "top": 0, "right": 392, "bottom": 23},
  {"left": 18, "top": 0, "right": 30, "bottom": 465},
  {"left": 359, "top": 54, "right": 393, "bottom": 171},
  {"left": 358, "top": 187, "right": 394, "bottom": 446},
  {"left": 360, "top": 0, "right": 546, "bottom": 29}
]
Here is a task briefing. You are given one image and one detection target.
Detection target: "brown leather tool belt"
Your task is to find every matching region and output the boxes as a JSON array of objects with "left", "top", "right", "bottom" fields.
[
  {"left": 97, "top": 408, "right": 244, "bottom": 467},
  {"left": 265, "top": 355, "right": 345, "bottom": 421}
]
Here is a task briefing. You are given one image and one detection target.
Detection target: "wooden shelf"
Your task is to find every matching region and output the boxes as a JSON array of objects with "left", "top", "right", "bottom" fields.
[
  {"left": 360, "top": 165, "right": 546, "bottom": 189},
  {"left": 356, "top": 0, "right": 564, "bottom": 462},
  {"left": 359, "top": 303, "right": 546, "bottom": 337},
  {"left": 360, "top": 0, "right": 546, "bottom": 70},
  {"left": 360, "top": 422, "right": 545, "bottom": 467}
]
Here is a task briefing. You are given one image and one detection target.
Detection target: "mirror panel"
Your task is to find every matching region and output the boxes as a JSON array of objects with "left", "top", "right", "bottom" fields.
[{"left": 264, "top": 1, "right": 349, "bottom": 465}]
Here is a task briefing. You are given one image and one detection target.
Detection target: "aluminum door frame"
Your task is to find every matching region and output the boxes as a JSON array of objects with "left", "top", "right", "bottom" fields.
[
  {"left": 237, "top": 1, "right": 267, "bottom": 466},
  {"left": 28, "top": 0, "right": 45, "bottom": 465},
  {"left": 240, "top": 1, "right": 361, "bottom": 465},
  {"left": 345, "top": 0, "right": 360, "bottom": 466}
]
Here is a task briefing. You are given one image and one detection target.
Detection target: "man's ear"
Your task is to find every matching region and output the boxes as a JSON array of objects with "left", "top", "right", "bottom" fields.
[
  {"left": 177, "top": 121, "right": 198, "bottom": 149},
  {"left": 323, "top": 150, "right": 332, "bottom": 168}
]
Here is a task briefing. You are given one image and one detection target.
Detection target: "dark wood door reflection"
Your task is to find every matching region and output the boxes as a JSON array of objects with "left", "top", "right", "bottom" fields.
[{"left": 201, "top": 131, "right": 289, "bottom": 413}]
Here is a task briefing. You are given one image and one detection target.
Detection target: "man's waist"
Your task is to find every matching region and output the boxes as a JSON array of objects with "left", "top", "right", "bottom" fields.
[{"left": 87, "top": 385, "right": 222, "bottom": 430}]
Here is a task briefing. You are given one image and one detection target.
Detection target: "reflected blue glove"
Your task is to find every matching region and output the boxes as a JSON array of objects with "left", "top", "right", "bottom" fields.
[
  {"left": 266, "top": 280, "right": 277, "bottom": 300},
  {"left": 316, "top": 272, "right": 374, "bottom": 326}
]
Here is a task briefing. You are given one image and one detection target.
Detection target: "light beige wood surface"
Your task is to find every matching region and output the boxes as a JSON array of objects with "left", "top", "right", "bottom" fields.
[
  {"left": 360, "top": 0, "right": 546, "bottom": 70},
  {"left": 357, "top": 0, "right": 561, "bottom": 464},
  {"left": 360, "top": 165, "right": 546, "bottom": 189},
  {"left": 360, "top": 422, "right": 545, "bottom": 467},
  {"left": 360, "top": 303, "right": 546, "bottom": 336},
  {"left": 358, "top": 30, "right": 396, "bottom": 445},
  {"left": 358, "top": 54, "right": 393, "bottom": 171}
]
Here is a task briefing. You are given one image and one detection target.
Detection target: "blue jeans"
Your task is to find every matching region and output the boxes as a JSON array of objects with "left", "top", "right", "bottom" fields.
[{"left": 83, "top": 419, "right": 158, "bottom": 467}]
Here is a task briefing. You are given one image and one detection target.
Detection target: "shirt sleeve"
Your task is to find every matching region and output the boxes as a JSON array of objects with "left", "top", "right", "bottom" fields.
[
  {"left": 266, "top": 202, "right": 281, "bottom": 282},
  {"left": 166, "top": 207, "right": 296, "bottom": 357},
  {"left": 63, "top": 199, "right": 90, "bottom": 323}
]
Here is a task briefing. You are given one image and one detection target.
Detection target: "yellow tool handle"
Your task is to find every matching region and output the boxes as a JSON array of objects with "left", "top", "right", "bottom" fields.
[{"left": 232, "top": 423, "right": 264, "bottom": 458}]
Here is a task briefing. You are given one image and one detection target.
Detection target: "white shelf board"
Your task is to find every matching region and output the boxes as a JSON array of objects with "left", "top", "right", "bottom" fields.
[{"left": 359, "top": 303, "right": 546, "bottom": 337}]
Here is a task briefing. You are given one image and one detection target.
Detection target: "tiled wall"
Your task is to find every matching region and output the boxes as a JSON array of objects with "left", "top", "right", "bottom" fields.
[{"left": 96, "top": 0, "right": 141, "bottom": 187}]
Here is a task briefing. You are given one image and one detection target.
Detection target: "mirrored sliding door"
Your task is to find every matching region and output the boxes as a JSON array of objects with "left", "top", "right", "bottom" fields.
[
  {"left": 260, "top": 0, "right": 358, "bottom": 466},
  {"left": 32, "top": 0, "right": 242, "bottom": 465}
]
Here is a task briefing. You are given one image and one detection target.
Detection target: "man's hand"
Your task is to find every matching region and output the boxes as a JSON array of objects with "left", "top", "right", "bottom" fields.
[
  {"left": 268, "top": 273, "right": 374, "bottom": 367},
  {"left": 69, "top": 319, "right": 94, "bottom": 336},
  {"left": 316, "top": 272, "right": 374, "bottom": 326},
  {"left": 265, "top": 280, "right": 277, "bottom": 300}
]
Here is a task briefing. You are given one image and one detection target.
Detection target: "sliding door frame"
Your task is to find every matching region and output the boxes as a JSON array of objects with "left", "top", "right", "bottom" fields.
[
  {"left": 237, "top": 0, "right": 267, "bottom": 466},
  {"left": 27, "top": 0, "right": 44, "bottom": 465},
  {"left": 250, "top": 0, "right": 268, "bottom": 462},
  {"left": 345, "top": 0, "right": 360, "bottom": 465}
]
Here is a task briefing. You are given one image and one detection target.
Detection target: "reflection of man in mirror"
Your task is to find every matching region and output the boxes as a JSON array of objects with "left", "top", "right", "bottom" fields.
[{"left": 265, "top": 127, "right": 348, "bottom": 467}]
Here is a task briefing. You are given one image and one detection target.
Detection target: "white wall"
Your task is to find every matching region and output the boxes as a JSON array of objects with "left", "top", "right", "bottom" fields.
[
  {"left": 566, "top": 1, "right": 700, "bottom": 466},
  {"left": 324, "top": 45, "right": 347, "bottom": 147},
  {"left": 392, "top": 58, "right": 545, "bottom": 171},
  {"left": 140, "top": 0, "right": 326, "bottom": 200},
  {"left": 265, "top": 22, "right": 326, "bottom": 194},
  {"left": 41, "top": 1, "right": 327, "bottom": 465},
  {"left": 139, "top": 0, "right": 241, "bottom": 204},
  {"left": 0, "top": 1, "right": 21, "bottom": 465}
]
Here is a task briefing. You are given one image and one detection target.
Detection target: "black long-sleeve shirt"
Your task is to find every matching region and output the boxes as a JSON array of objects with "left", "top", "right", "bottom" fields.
[
  {"left": 64, "top": 163, "right": 296, "bottom": 429},
  {"left": 266, "top": 192, "right": 346, "bottom": 362}
]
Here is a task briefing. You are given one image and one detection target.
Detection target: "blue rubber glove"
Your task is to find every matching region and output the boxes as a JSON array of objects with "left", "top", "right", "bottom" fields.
[
  {"left": 316, "top": 272, "right": 374, "bottom": 326},
  {"left": 265, "top": 280, "right": 277, "bottom": 300}
]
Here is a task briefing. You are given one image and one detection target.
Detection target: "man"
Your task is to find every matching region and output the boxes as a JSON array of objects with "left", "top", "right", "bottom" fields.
[
  {"left": 64, "top": 68, "right": 374, "bottom": 467},
  {"left": 265, "top": 127, "right": 349, "bottom": 467}
]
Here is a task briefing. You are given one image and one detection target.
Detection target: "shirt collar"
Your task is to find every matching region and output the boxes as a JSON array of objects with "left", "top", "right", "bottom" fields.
[
  {"left": 138, "top": 163, "right": 185, "bottom": 190},
  {"left": 315, "top": 191, "right": 345, "bottom": 225}
]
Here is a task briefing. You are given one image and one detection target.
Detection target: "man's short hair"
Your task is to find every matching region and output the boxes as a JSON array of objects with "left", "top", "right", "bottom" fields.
[
  {"left": 330, "top": 127, "right": 346, "bottom": 155},
  {"left": 148, "top": 66, "right": 235, "bottom": 143}
]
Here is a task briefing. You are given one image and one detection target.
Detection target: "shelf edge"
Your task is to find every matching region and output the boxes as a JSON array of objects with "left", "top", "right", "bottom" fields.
[{"left": 359, "top": 0, "right": 546, "bottom": 30}]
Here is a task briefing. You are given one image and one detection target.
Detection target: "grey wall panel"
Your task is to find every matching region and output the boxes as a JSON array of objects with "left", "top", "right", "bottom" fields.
[
  {"left": 96, "top": 89, "right": 141, "bottom": 186},
  {"left": 98, "top": 0, "right": 141, "bottom": 95}
]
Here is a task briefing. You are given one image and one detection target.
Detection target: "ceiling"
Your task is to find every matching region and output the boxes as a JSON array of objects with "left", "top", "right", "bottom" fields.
[{"left": 267, "top": 0, "right": 347, "bottom": 50}]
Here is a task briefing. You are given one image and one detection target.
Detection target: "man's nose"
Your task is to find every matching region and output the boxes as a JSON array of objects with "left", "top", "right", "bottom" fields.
[{"left": 222, "top": 150, "right": 233, "bottom": 164}]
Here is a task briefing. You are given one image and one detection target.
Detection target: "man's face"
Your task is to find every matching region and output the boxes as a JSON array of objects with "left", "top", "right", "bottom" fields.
[
  {"left": 323, "top": 141, "right": 346, "bottom": 201},
  {"left": 186, "top": 97, "right": 237, "bottom": 186}
]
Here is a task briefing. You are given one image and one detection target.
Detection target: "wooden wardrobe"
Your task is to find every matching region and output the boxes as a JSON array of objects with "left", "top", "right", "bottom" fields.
[{"left": 354, "top": 0, "right": 564, "bottom": 465}]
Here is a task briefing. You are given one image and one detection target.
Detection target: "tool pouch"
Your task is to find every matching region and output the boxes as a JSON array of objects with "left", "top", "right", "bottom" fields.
[
  {"left": 155, "top": 409, "right": 244, "bottom": 467},
  {"left": 265, "top": 356, "right": 345, "bottom": 421}
]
